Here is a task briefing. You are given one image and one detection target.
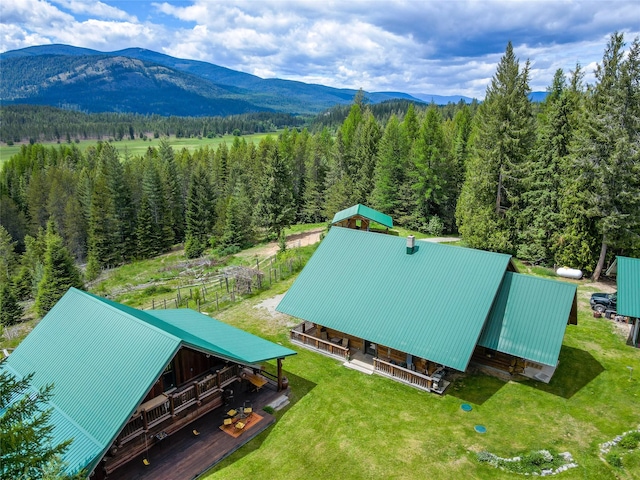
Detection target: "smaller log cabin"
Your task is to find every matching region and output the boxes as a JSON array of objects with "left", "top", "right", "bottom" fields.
[
  {"left": 0, "top": 288, "right": 296, "bottom": 478},
  {"left": 278, "top": 220, "right": 578, "bottom": 393},
  {"left": 331, "top": 203, "right": 393, "bottom": 233}
]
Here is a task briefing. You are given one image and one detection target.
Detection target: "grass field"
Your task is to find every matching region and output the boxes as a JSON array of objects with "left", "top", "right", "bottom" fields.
[{"left": 0, "top": 132, "right": 278, "bottom": 165}]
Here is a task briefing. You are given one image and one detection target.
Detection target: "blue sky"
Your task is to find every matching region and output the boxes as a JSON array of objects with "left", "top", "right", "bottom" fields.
[{"left": 1, "top": 0, "right": 639, "bottom": 98}]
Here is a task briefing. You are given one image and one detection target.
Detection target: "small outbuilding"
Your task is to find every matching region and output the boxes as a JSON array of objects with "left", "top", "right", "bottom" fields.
[{"left": 331, "top": 204, "right": 393, "bottom": 232}]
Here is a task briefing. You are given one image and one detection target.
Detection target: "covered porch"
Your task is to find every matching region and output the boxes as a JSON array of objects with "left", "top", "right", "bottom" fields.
[
  {"left": 290, "top": 322, "right": 450, "bottom": 394},
  {"left": 99, "top": 359, "right": 287, "bottom": 478},
  {"left": 103, "top": 379, "right": 286, "bottom": 479}
]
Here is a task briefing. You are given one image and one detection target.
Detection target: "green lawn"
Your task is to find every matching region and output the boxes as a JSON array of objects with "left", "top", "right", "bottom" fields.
[
  {"left": 0, "top": 132, "right": 278, "bottom": 165},
  {"left": 198, "top": 277, "right": 640, "bottom": 479}
]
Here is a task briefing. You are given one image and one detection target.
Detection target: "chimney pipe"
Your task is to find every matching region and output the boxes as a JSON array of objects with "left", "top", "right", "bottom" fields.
[{"left": 406, "top": 235, "right": 415, "bottom": 255}]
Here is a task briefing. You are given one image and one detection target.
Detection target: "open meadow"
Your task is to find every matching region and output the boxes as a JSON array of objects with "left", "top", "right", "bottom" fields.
[{"left": 0, "top": 131, "right": 277, "bottom": 165}]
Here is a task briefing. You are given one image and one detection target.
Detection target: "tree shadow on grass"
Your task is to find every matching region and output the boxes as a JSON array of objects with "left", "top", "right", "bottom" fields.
[
  {"left": 447, "top": 372, "right": 507, "bottom": 405},
  {"left": 205, "top": 368, "right": 316, "bottom": 474},
  {"left": 447, "top": 345, "right": 604, "bottom": 404},
  {"left": 525, "top": 345, "right": 604, "bottom": 399}
]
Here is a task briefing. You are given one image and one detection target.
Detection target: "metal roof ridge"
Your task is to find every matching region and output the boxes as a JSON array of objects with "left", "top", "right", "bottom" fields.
[{"left": 73, "top": 288, "right": 182, "bottom": 343}]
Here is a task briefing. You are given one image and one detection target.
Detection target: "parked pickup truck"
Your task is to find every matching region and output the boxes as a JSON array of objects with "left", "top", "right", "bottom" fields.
[{"left": 590, "top": 291, "right": 617, "bottom": 314}]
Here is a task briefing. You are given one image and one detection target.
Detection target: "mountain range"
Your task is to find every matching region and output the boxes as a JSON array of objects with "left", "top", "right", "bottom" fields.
[{"left": 0, "top": 44, "right": 544, "bottom": 117}]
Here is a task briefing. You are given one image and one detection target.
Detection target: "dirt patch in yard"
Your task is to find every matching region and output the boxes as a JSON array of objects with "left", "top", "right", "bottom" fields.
[{"left": 253, "top": 293, "right": 297, "bottom": 328}]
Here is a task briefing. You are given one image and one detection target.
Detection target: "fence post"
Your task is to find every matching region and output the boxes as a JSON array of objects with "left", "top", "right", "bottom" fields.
[
  {"left": 225, "top": 277, "right": 229, "bottom": 293},
  {"left": 164, "top": 299, "right": 167, "bottom": 309},
  {"left": 152, "top": 299, "right": 155, "bottom": 309},
  {"left": 216, "top": 292, "right": 219, "bottom": 310}
]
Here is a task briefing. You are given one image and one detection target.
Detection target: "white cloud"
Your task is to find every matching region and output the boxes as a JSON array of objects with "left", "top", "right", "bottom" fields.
[{"left": 2, "top": 0, "right": 640, "bottom": 97}]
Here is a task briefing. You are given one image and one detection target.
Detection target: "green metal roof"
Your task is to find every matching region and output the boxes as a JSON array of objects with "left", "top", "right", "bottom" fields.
[
  {"left": 331, "top": 204, "right": 393, "bottom": 228},
  {"left": 277, "top": 226, "right": 511, "bottom": 371},
  {"left": 1, "top": 288, "right": 295, "bottom": 477},
  {"left": 148, "top": 309, "right": 296, "bottom": 364},
  {"left": 477, "top": 272, "right": 577, "bottom": 366},
  {"left": 617, "top": 256, "right": 640, "bottom": 318}
]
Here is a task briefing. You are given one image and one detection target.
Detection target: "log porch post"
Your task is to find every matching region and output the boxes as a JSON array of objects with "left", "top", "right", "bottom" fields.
[{"left": 277, "top": 358, "right": 283, "bottom": 391}]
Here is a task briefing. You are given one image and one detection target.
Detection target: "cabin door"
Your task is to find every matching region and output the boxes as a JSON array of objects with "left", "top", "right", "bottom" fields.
[{"left": 364, "top": 340, "right": 376, "bottom": 356}]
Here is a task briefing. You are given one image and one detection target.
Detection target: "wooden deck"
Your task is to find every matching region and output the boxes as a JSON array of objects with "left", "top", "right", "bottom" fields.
[{"left": 102, "top": 385, "right": 285, "bottom": 479}]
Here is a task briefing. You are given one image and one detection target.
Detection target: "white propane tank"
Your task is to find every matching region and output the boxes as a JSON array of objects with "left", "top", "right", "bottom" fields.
[{"left": 556, "top": 267, "right": 583, "bottom": 279}]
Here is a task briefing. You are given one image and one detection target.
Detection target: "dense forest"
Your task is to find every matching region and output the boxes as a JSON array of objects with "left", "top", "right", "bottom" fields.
[{"left": 1, "top": 34, "right": 639, "bottom": 325}]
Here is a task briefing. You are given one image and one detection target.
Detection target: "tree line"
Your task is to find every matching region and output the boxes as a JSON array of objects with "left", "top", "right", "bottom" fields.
[
  {"left": 0, "top": 106, "right": 306, "bottom": 144},
  {"left": 1, "top": 33, "right": 639, "bottom": 327}
]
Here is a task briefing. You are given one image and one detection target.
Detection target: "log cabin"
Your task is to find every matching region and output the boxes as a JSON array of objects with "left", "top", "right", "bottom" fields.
[
  {"left": 331, "top": 203, "right": 393, "bottom": 233},
  {"left": 0, "top": 288, "right": 295, "bottom": 478},
  {"left": 278, "top": 207, "right": 577, "bottom": 393}
]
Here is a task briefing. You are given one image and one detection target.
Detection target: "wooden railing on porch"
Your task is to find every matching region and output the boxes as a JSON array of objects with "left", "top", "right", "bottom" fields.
[
  {"left": 116, "top": 364, "right": 239, "bottom": 445},
  {"left": 373, "top": 358, "right": 435, "bottom": 392},
  {"left": 290, "top": 325, "right": 349, "bottom": 359}
]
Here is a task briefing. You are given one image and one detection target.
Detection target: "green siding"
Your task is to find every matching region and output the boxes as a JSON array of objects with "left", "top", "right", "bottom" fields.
[
  {"left": 617, "top": 256, "right": 640, "bottom": 318},
  {"left": 478, "top": 272, "right": 576, "bottom": 366},
  {"left": 277, "top": 227, "right": 511, "bottom": 371},
  {"left": 331, "top": 204, "right": 393, "bottom": 228},
  {"left": 1, "top": 288, "right": 296, "bottom": 476}
]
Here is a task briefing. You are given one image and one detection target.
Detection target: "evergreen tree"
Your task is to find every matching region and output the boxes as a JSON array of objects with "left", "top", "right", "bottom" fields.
[
  {"left": 135, "top": 195, "right": 160, "bottom": 259},
  {"left": 411, "top": 106, "right": 450, "bottom": 229},
  {"left": 518, "top": 69, "right": 576, "bottom": 263},
  {"left": 0, "top": 369, "right": 80, "bottom": 480},
  {"left": 302, "top": 128, "right": 332, "bottom": 222},
  {"left": 572, "top": 34, "right": 640, "bottom": 279},
  {"left": 35, "top": 222, "right": 83, "bottom": 317},
  {"left": 351, "top": 111, "right": 382, "bottom": 205},
  {"left": 0, "top": 282, "right": 23, "bottom": 327},
  {"left": 220, "top": 184, "right": 253, "bottom": 250},
  {"left": 158, "top": 139, "right": 185, "bottom": 242},
  {"left": 0, "top": 226, "right": 17, "bottom": 283},
  {"left": 371, "top": 115, "right": 410, "bottom": 221},
  {"left": 184, "top": 164, "right": 213, "bottom": 259},
  {"left": 256, "top": 145, "right": 295, "bottom": 238},
  {"left": 456, "top": 42, "right": 535, "bottom": 252}
]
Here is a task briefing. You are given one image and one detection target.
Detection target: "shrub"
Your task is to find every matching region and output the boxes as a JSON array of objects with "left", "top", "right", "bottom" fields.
[
  {"left": 606, "top": 452, "right": 623, "bottom": 468},
  {"left": 619, "top": 431, "right": 640, "bottom": 449},
  {"left": 263, "top": 405, "right": 275, "bottom": 415},
  {"left": 427, "top": 216, "right": 444, "bottom": 236},
  {"left": 477, "top": 451, "right": 497, "bottom": 463}
]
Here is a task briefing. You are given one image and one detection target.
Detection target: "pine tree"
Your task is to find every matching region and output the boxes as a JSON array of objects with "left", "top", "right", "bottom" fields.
[
  {"left": 456, "top": 42, "right": 535, "bottom": 252},
  {"left": 411, "top": 106, "right": 450, "bottom": 229},
  {"left": 518, "top": 69, "right": 577, "bottom": 263},
  {"left": 571, "top": 33, "right": 640, "bottom": 278},
  {"left": 0, "top": 370, "right": 79, "bottom": 479},
  {"left": 256, "top": 145, "right": 295, "bottom": 238},
  {"left": 184, "top": 164, "right": 214, "bottom": 259},
  {"left": 135, "top": 195, "right": 160, "bottom": 259},
  {"left": 35, "top": 222, "right": 83, "bottom": 317},
  {"left": 371, "top": 115, "right": 410, "bottom": 221},
  {"left": 0, "top": 279, "right": 23, "bottom": 327}
]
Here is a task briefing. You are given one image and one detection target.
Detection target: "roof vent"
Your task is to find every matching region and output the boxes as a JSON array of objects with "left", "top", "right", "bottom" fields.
[{"left": 406, "top": 235, "right": 415, "bottom": 255}]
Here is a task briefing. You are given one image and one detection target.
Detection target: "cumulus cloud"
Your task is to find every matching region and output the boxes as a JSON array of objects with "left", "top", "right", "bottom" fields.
[{"left": 2, "top": 0, "right": 640, "bottom": 97}]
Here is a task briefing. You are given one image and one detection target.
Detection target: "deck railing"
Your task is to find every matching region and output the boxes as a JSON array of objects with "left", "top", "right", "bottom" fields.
[
  {"left": 373, "top": 358, "right": 434, "bottom": 391},
  {"left": 290, "top": 328, "right": 349, "bottom": 359},
  {"left": 116, "top": 364, "right": 238, "bottom": 445}
]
